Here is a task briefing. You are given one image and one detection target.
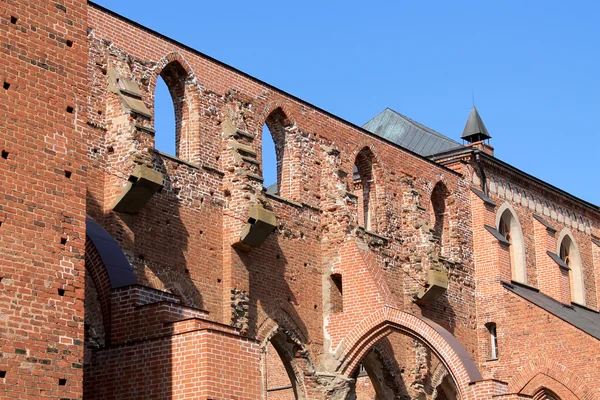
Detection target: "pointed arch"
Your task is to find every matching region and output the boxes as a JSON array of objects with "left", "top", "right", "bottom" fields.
[
  {"left": 496, "top": 203, "right": 527, "bottom": 283},
  {"left": 431, "top": 181, "right": 450, "bottom": 253},
  {"left": 260, "top": 106, "right": 295, "bottom": 198},
  {"left": 557, "top": 229, "right": 585, "bottom": 305},
  {"left": 353, "top": 146, "right": 380, "bottom": 232},
  {"left": 509, "top": 356, "right": 594, "bottom": 400},
  {"left": 336, "top": 307, "right": 483, "bottom": 400},
  {"left": 257, "top": 303, "right": 313, "bottom": 400},
  {"left": 152, "top": 53, "right": 198, "bottom": 161}
]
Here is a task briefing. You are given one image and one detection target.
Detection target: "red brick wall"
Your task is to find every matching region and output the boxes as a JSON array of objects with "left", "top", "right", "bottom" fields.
[
  {"left": 2, "top": 1, "right": 599, "bottom": 399},
  {"left": 0, "top": 1, "right": 89, "bottom": 398}
]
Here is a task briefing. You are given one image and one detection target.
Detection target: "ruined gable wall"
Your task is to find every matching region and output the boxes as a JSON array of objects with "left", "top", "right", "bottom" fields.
[{"left": 86, "top": 2, "right": 478, "bottom": 369}]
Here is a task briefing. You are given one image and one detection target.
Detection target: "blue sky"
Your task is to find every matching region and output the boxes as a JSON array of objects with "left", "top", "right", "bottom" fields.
[{"left": 95, "top": 0, "right": 599, "bottom": 205}]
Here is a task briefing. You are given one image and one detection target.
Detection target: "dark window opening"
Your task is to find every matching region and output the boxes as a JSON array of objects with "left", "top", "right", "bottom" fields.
[
  {"left": 486, "top": 323, "right": 498, "bottom": 360},
  {"left": 330, "top": 273, "right": 343, "bottom": 313},
  {"left": 431, "top": 182, "right": 449, "bottom": 249},
  {"left": 353, "top": 148, "right": 377, "bottom": 231}
]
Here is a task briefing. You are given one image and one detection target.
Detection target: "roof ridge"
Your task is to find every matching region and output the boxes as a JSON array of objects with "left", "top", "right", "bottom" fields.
[{"left": 387, "top": 108, "right": 460, "bottom": 145}]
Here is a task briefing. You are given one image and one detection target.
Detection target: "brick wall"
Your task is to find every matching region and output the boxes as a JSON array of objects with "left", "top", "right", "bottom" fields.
[
  {"left": 0, "top": 1, "right": 89, "bottom": 398},
  {"left": 1, "top": 1, "right": 599, "bottom": 399}
]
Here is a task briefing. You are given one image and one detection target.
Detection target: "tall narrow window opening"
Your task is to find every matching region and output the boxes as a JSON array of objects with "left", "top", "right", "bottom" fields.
[
  {"left": 431, "top": 182, "right": 449, "bottom": 252},
  {"left": 558, "top": 233, "right": 585, "bottom": 305},
  {"left": 154, "top": 76, "right": 176, "bottom": 155},
  {"left": 262, "top": 332, "right": 301, "bottom": 399},
  {"left": 353, "top": 148, "right": 377, "bottom": 231},
  {"left": 497, "top": 205, "right": 527, "bottom": 283},
  {"left": 486, "top": 323, "right": 498, "bottom": 360},
  {"left": 262, "top": 108, "right": 291, "bottom": 198},
  {"left": 262, "top": 123, "right": 278, "bottom": 194},
  {"left": 153, "top": 61, "right": 191, "bottom": 159},
  {"left": 330, "top": 273, "right": 343, "bottom": 313}
]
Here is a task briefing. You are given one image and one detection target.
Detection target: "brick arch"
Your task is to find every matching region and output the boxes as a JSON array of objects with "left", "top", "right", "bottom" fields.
[
  {"left": 336, "top": 307, "right": 482, "bottom": 400},
  {"left": 257, "top": 101, "right": 297, "bottom": 130},
  {"left": 153, "top": 51, "right": 195, "bottom": 80},
  {"left": 257, "top": 302, "right": 315, "bottom": 400},
  {"left": 152, "top": 52, "right": 199, "bottom": 161},
  {"left": 556, "top": 228, "right": 585, "bottom": 305},
  {"left": 258, "top": 104, "right": 298, "bottom": 198},
  {"left": 257, "top": 298, "right": 310, "bottom": 345},
  {"left": 509, "top": 357, "right": 594, "bottom": 400},
  {"left": 154, "top": 270, "right": 202, "bottom": 309},
  {"left": 352, "top": 145, "right": 385, "bottom": 232},
  {"left": 523, "top": 374, "right": 577, "bottom": 400},
  {"left": 496, "top": 202, "right": 528, "bottom": 284}
]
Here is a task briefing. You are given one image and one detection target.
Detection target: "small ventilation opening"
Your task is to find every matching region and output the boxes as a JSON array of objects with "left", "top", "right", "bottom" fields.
[
  {"left": 1, "top": 150, "right": 8, "bottom": 159},
  {"left": 3, "top": 82, "right": 10, "bottom": 90},
  {"left": 66, "top": 40, "right": 73, "bottom": 47},
  {"left": 66, "top": 106, "right": 74, "bottom": 114},
  {"left": 330, "top": 273, "right": 343, "bottom": 313},
  {"left": 60, "top": 237, "right": 67, "bottom": 245},
  {"left": 58, "top": 378, "right": 67, "bottom": 386},
  {"left": 10, "top": 16, "right": 17, "bottom": 24},
  {"left": 0, "top": 371, "right": 5, "bottom": 379},
  {"left": 57, "top": 288, "right": 66, "bottom": 296},
  {"left": 64, "top": 170, "right": 72, "bottom": 179}
]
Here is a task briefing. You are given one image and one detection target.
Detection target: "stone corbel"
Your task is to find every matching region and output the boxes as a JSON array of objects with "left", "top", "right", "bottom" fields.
[
  {"left": 113, "top": 165, "right": 163, "bottom": 214},
  {"left": 416, "top": 269, "right": 448, "bottom": 305},
  {"left": 234, "top": 204, "right": 277, "bottom": 251}
]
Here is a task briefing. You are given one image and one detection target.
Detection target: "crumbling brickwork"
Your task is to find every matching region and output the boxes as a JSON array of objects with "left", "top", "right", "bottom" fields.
[{"left": 1, "top": 1, "right": 599, "bottom": 399}]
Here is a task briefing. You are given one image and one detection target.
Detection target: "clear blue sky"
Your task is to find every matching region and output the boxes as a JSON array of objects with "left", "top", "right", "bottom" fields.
[{"left": 94, "top": 0, "right": 600, "bottom": 205}]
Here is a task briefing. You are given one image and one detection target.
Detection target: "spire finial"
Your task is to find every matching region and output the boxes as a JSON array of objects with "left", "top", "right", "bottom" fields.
[{"left": 461, "top": 106, "right": 491, "bottom": 143}]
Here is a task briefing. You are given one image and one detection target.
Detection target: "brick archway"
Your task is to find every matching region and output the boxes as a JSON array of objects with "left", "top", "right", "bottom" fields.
[
  {"left": 509, "top": 357, "right": 594, "bottom": 400},
  {"left": 336, "top": 307, "right": 482, "bottom": 400},
  {"left": 524, "top": 374, "right": 576, "bottom": 400},
  {"left": 257, "top": 304, "right": 314, "bottom": 400}
]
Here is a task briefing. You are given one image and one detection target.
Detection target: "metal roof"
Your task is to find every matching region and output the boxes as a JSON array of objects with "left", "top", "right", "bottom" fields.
[
  {"left": 86, "top": 217, "right": 138, "bottom": 288},
  {"left": 362, "top": 108, "right": 462, "bottom": 157},
  {"left": 503, "top": 281, "right": 600, "bottom": 340},
  {"left": 461, "top": 106, "right": 491, "bottom": 141}
]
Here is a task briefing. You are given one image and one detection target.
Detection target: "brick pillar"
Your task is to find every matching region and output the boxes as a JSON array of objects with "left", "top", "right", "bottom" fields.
[{"left": 0, "top": 1, "right": 89, "bottom": 399}]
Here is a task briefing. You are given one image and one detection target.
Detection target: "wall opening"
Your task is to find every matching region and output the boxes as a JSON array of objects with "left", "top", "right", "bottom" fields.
[
  {"left": 559, "top": 233, "right": 585, "bottom": 305},
  {"left": 353, "top": 147, "right": 377, "bottom": 232},
  {"left": 330, "top": 273, "right": 343, "bottom": 313},
  {"left": 262, "top": 334, "right": 300, "bottom": 399},
  {"left": 431, "top": 182, "right": 449, "bottom": 253},
  {"left": 485, "top": 322, "right": 498, "bottom": 360},
  {"left": 262, "top": 108, "right": 291, "bottom": 198},
  {"left": 154, "top": 61, "right": 191, "bottom": 158},
  {"left": 154, "top": 75, "right": 176, "bottom": 155},
  {"left": 497, "top": 206, "right": 527, "bottom": 283},
  {"left": 262, "top": 123, "right": 278, "bottom": 194}
]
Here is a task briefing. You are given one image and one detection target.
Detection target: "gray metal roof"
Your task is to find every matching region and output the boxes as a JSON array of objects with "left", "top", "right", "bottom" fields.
[
  {"left": 461, "top": 106, "right": 491, "bottom": 142},
  {"left": 86, "top": 216, "right": 138, "bottom": 288},
  {"left": 503, "top": 281, "right": 600, "bottom": 340},
  {"left": 362, "top": 108, "right": 462, "bottom": 157}
]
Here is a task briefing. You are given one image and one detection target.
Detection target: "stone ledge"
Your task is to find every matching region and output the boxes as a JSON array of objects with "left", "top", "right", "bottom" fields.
[{"left": 265, "top": 191, "right": 303, "bottom": 208}]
